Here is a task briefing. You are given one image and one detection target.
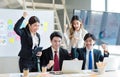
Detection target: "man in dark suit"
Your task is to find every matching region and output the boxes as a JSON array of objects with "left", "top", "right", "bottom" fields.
[
  {"left": 72, "top": 33, "right": 109, "bottom": 70},
  {"left": 41, "top": 31, "right": 71, "bottom": 71}
]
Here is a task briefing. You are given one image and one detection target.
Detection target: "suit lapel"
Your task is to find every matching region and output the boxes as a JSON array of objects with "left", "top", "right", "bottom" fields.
[
  {"left": 93, "top": 49, "right": 97, "bottom": 62},
  {"left": 58, "top": 48, "right": 63, "bottom": 70},
  {"left": 36, "top": 33, "right": 40, "bottom": 46},
  {"left": 82, "top": 48, "right": 87, "bottom": 69},
  {"left": 25, "top": 28, "right": 32, "bottom": 47},
  {"left": 59, "top": 48, "right": 62, "bottom": 61},
  {"left": 83, "top": 48, "right": 87, "bottom": 60},
  {"left": 49, "top": 47, "right": 53, "bottom": 60}
]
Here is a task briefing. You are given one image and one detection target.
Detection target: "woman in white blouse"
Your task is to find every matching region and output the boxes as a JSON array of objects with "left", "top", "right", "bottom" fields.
[{"left": 64, "top": 15, "right": 88, "bottom": 59}]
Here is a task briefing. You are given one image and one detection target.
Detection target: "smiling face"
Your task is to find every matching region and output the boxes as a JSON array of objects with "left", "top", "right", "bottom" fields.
[
  {"left": 72, "top": 20, "right": 81, "bottom": 31},
  {"left": 51, "top": 36, "right": 62, "bottom": 50},
  {"left": 29, "top": 22, "right": 40, "bottom": 34},
  {"left": 84, "top": 37, "right": 95, "bottom": 50}
]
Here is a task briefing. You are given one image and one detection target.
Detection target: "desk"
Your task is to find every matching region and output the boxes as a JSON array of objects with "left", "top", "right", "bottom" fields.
[{"left": 0, "top": 70, "right": 119, "bottom": 77}]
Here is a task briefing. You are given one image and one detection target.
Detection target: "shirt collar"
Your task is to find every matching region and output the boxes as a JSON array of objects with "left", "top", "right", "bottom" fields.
[
  {"left": 51, "top": 47, "right": 59, "bottom": 54},
  {"left": 86, "top": 48, "right": 93, "bottom": 53}
]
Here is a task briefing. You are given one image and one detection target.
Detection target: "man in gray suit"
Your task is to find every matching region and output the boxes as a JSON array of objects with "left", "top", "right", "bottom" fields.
[{"left": 71, "top": 33, "right": 109, "bottom": 70}]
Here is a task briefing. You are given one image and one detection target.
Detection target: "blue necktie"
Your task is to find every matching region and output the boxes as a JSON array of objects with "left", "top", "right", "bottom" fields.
[{"left": 88, "top": 51, "right": 92, "bottom": 69}]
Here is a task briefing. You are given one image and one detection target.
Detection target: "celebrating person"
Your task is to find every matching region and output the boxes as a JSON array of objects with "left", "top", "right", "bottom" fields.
[
  {"left": 71, "top": 33, "right": 109, "bottom": 70},
  {"left": 41, "top": 31, "right": 71, "bottom": 71},
  {"left": 64, "top": 15, "right": 88, "bottom": 59},
  {"left": 14, "top": 12, "right": 42, "bottom": 72}
]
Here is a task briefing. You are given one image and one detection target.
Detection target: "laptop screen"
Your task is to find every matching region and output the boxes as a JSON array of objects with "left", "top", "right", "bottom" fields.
[
  {"left": 62, "top": 60, "right": 83, "bottom": 73},
  {"left": 104, "top": 57, "right": 120, "bottom": 71}
]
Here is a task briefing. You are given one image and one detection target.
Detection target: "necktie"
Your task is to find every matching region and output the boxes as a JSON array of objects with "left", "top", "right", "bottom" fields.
[
  {"left": 88, "top": 51, "right": 92, "bottom": 69},
  {"left": 54, "top": 51, "right": 60, "bottom": 71}
]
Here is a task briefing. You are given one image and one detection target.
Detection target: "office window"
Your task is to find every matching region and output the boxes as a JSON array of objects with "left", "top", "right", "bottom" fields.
[
  {"left": 107, "top": 0, "right": 120, "bottom": 13},
  {"left": 91, "top": 0, "right": 105, "bottom": 11}
]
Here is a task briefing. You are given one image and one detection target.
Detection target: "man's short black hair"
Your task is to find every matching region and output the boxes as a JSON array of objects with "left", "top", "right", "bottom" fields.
[
  {"left": 50, "top": 31, "right": 62, "bottom": 40},
  {"left": 84, "top": 33, "right": 96, "bottom": 41}
]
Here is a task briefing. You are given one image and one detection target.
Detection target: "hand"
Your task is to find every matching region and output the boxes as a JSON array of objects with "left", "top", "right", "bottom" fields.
[
  {"left": 36, "top": 51, "right": 42, "bottom": 57},
  {"left": 23, "top": 12, "right": 28, "bottom": 18},
  {"left": 71, "top": 37, "right": 79, "bottom": 47},
  {"left": 73, "top": 58, "right": 78, "bottom": 61},
  {"left": 101, "top": 44, "right": 108, "bottom": 53},
  {"left": 47, "top": 60, "right": 54, "bottom": 69},
  {"left": 64, "top": 24, "right": 68, "bottom": 33}
]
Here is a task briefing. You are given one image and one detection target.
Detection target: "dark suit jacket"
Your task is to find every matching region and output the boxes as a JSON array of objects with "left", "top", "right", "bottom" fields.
[
  {"left": 72, "top": 47, "right": 109, "bottom": 70},
  {"left": 14, "top": 17, "right": 40, "bottom": 60},
  {"left": 41, "top": 47, "right": 71, "bottom": 71}
]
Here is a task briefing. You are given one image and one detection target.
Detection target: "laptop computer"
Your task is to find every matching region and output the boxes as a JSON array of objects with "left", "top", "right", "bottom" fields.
[
  {"left": 103, "top": 57, "right": 120, "bottom": 71},
  {"left": 61, "top": 60, "right": 83, "bottom": 74}
]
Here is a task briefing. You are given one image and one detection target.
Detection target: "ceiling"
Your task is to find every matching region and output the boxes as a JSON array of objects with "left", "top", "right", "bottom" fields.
[
  {"left": 0, "top": 0, "right": 21, "bottom": 9},
  {"left": 0, "top": 0, "right": 62, "bottom": 9}
]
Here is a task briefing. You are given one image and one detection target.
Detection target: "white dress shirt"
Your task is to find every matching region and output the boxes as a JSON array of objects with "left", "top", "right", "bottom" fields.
[
  {"left": 85, "top": 48, "right": 95, "bottom": 70},
  {"left": 31, "top": 33, "right": 39, "bottom": 49},
  {"left": 64, "top": 29, "right": 87, "bottom": 52},
  {"left": 51, "top": 47, "right": 60, "bottom": 60}
]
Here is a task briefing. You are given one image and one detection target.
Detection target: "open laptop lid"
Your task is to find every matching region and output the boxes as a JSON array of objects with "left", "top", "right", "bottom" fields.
[
  {"left": 62, "top": 60, "right": 83, "bottom": 73},
  {"left": 104, "top": 57, "right": 120, "bottom": 71}
]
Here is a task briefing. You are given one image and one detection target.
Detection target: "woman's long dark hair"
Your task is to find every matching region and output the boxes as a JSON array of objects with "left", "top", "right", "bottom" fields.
[{"left": 26, "top": 16, "right": 40, "bottom": 29}]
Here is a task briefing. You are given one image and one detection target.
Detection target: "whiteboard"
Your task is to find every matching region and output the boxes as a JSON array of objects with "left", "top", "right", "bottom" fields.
[{"left": 0, "top": 9, "right": 54, "bottom": 57}]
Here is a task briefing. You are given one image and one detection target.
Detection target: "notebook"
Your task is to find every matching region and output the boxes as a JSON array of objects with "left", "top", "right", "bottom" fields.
[{"left": 61, "top": 60, "right": 83, "bottom": 73}]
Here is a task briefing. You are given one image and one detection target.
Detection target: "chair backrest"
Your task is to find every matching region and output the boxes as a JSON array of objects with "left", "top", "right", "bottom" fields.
[{"left": 0, "top": 57, "right": 20, "bottom": 73}]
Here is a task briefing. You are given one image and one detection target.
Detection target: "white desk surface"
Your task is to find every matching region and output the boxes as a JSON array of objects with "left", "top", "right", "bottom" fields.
[{"left": 0, "top": 70, "right": 119, "bottom": 77}]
